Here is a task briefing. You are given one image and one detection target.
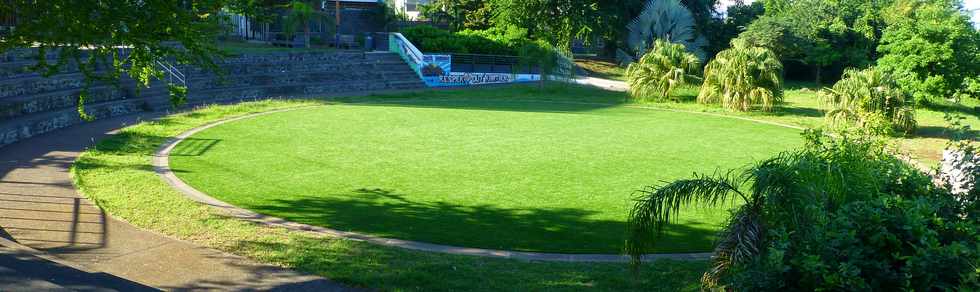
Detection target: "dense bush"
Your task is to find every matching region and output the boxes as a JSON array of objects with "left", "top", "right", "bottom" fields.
[{"left": 627, "top": 131, "right": 980, "bottom": 290}]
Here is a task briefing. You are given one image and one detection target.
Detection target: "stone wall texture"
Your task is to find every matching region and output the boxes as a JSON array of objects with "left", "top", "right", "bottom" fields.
[{"left": 0, "top": 51, "right": 424, "bottom": 148}]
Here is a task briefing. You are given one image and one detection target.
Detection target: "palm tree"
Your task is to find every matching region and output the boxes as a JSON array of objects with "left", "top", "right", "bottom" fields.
[
  {"left": 625, "top": 39, "right": 701, "bottom": 101},
  {"left": 698, "top": 40, "right": 783, "bottom": 111},
  {"left": 282, "top": 0, "right": 325, "bottom": 48},
  {"left": 619, "top": 0, "right": 707, "bottom": 64},
  {"left": 821, "top": 67, "right": 916, "bottom": 136},
  {"left": 626, "top": 132, "right": 931, "bottom": 288}
]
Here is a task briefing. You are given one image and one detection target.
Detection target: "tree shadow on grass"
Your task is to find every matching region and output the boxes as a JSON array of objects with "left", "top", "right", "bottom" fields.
[
  {"left": 222, "top": 235, "right": 706, "bottom": 292},
  {"left": 915, "top": 125, "right": 980, "bottom": 140},
  {"left": 247, "top": 188, "right": 719, "bottom": 254}
]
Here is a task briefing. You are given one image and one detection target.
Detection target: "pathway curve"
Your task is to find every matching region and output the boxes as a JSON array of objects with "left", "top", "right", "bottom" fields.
[
  {"left": 0, "top": 112, "right": 355, "bottom": 291},
  {"left": 154, "top": 106, "right": 717, "bottom": 263}
]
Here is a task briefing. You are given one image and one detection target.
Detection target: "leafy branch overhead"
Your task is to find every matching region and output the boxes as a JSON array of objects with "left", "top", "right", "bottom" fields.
[{"left": 0, "top": 0, "right": 231, "bottom": 115}]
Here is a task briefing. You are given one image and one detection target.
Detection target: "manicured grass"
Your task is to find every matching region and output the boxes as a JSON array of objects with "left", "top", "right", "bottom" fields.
[
  {"left": 169, "top": 97, "right": 802, "bottom": 254},
  {"left": 72, "top": 98, "right": 708, "bottom": 291},
  {"left": 70, "top": 82, "right": 974, "bottom": 290}
]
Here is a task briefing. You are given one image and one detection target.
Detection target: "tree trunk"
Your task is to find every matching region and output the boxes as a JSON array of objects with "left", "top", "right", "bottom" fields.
[
  {"left": 815, "top": 66, "right": 822, "bottom": 86},
  {"left": 304, "top": 22, "right": 310, "bottom": 48}
]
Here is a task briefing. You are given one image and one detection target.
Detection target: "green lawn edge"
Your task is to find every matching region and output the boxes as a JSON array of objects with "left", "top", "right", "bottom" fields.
[{"left": 71, "top": 99, "right": 707, "bottom": 292}]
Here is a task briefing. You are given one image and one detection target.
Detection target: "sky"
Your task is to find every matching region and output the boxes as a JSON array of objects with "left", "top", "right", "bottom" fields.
[
  {"left": 966, "top": 0, "right": 980, "bottom": 28},
  {"left": 717, "top": 0, "right": 980, "bottom": 28}
]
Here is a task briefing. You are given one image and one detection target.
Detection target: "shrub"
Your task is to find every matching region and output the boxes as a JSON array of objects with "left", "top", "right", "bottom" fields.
[
  {"left": 697, "top": 40, "right": 783, "bottom": 111},
  {"left": 627, "top": 131, "right": 980, "bottom": 290},
  {"left": 821, "top": 67, "right": 916, "bottom": 136},
  {"left": 625, "top": 39, "right": 701, "bottom": 101}
]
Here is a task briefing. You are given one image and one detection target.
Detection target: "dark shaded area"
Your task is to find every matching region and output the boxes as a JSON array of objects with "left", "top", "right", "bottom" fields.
[
  {"left": 247, "top": 188, "right": 717, "bottom": 254},
  {"left": 923, "top": 102, "right": 980, "bottom": 118},
  {"left": 916, "top": 125, "right": 980, "bottom": 140},
  {"left": 225, "top": 237, "right": 706, "bottom": 292},
  {"left": 0, "top": 246, "right": 158, "bottom": 292},
  {"left": 773, "top": 104, "right": 825, "bottom": 118}
]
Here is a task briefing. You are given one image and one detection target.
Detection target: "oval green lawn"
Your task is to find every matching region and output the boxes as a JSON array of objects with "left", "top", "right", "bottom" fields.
[{"left": 169, "top": 100, "right": 801, "bottom": 254}]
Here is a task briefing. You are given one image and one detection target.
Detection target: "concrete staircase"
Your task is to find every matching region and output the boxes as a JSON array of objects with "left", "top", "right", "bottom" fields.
[{"left": 0, "top": 50, "right": 425, "bottom": 148}]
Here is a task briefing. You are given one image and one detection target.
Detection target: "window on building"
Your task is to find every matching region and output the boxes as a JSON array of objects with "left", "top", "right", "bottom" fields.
[{"left": 405, "top": 0, "right": 428, "bottom": 12}]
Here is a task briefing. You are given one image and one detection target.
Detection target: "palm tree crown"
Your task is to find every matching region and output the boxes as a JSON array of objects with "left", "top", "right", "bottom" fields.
[
  {"left": 821, "top": 67, "right": 917, "bottom": 136},
  {"left": 697, "top": 40, "right": 784, "bottom": 111},
  {"left": 626, "top": 39, "right": 702, "bottom": 101}
]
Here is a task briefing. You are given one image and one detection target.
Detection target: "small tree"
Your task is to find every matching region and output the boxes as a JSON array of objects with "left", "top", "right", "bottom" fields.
[
  {"left": 697, "top": 40, "right": 783, "bottom": 111},
  {"left": 282, "top": 0, "right": 330, "bottom": 48},
  {"left": 821, "top": 67, "right": 916, "bottom": 136},
  {"left": 625, "top": 39, "right": 701, "bottom": 101}
]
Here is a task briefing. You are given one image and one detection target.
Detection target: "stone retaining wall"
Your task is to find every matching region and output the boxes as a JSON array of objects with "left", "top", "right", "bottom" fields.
[{"left": 0, "top": 51, "right": 424, "bottom": 148}]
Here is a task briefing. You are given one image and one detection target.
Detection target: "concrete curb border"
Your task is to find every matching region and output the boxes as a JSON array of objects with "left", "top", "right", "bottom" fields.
[{"left": 152, "top": 104, "right": 721, "bottom": 262}]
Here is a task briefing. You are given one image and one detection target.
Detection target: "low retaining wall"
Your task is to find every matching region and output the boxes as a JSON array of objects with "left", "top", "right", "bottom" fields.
[{"left": 0, "top": 50, "right": 425, "bottom": 148}]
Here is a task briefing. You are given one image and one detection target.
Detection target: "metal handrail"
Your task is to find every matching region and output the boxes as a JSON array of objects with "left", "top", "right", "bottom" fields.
[{"left": 156, "top": 60, "right": 186, "bottom": 87}]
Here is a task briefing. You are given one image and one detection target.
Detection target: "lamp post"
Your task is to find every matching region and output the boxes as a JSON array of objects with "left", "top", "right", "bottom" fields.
[{"left": 334, "top": 0, "right": 341, "bottom": 47}]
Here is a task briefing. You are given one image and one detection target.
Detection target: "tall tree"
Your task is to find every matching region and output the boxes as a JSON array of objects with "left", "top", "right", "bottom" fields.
[
  {"left": 877, "top": 0, "right": 980, "bottom": 103},
  {"left": 492, "top": 0, "right": 599, "bottom": 50}
]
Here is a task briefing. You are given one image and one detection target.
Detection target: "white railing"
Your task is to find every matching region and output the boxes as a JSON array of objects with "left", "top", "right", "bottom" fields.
[
  {"left": 156, "top": 60, "right": 186, "bottom": 87},
  {"left": 388, "top": 32, "right": 425, "bottom": 78}
]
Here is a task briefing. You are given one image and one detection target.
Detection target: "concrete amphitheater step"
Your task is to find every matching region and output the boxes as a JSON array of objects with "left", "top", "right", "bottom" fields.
[{"left": 0, "top": 112, "right": 357, "bottom": 291}]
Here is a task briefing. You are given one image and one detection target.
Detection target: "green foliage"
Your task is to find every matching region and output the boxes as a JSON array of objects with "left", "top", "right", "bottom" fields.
[
  {"left": 821, "top": 67, "right": 917, "bottom": 136},
  {"left": 625, "top": 40, "right": 702, "bottom": 101},
  {"left": 281, "top": 1, "right": 317, "bottom": 48},
  {"left": 492, "top": 0, "right": 599, "bottom": 50},
  {"left": 621, "top": 0, "right": 706, "bottom": 62},
  {"left": 400, "top": 25, "right": 556, "bottom": 57},
  {"left": 737, "top": 0, "right": 866, "bottom": 84},
  {"left": 698, "top": 41, "right": 784, "bottom": 111},
  {"left": 168, "top": 84, "right": 189, "bottom": 109},
  {"left": 702, "top": 2, "right": 765, "bottom": 58},
  {"left": 877, "top": 0, "right": 980, "bottom": 104},
  {"left": 628, "top": 130, "right": 980, "bottom": 289},
  {"left": 731, "top": 196, "right": 979, "bottom": 290},
  {"left": 418, "top": 0, "right": 494, "bottom": 31},
  {"left": 0, "top": 0, "right": 227, "bottom": 117}
]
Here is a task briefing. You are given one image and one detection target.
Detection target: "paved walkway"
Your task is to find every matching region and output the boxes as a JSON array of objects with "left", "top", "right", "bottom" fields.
[
  {"left": 0, "top": 112, "right": 354, "bottom": 291},
  {"left": 572, "top": 77, "right": 629, "bottom": 92}
]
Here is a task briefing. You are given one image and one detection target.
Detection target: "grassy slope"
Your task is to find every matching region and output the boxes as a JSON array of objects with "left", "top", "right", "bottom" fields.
[
  {"left": 72, "top": 99, "right": 707, "bottom": 291},
  {"left": 168, "top": 98, "right": 801, "bottom": 254},
  {"left": 575, "top": 58, "right": 627, "bottom": 81}
]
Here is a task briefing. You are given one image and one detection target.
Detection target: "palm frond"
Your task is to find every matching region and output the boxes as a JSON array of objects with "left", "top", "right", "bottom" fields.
[
  {"left": 622, "top": 0, "right": 706, "bottom": 63},
  {"left": 820, "top": 67, "right": 916, "bottom": 135},
  {"left": 701, "top": 205, "right": 764, "bottom": 289},
  {"left": 626, "top": 171, "right": 748, "bottom": 265},
  {"left": 626, "top": 39, "right": 702, "bottom": 101}
]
